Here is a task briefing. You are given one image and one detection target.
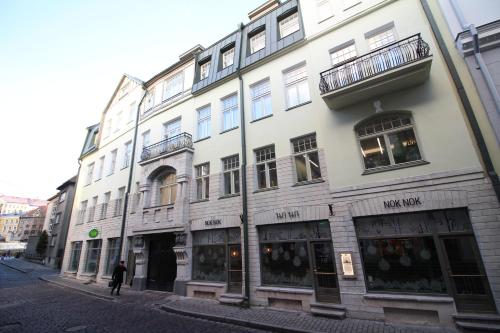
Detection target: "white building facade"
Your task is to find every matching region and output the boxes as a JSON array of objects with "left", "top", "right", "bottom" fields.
[{"left": 62, "top": 0, "right": 500, "bottom": 328}]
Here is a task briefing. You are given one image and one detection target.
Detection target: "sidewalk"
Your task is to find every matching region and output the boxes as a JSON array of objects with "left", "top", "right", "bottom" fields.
[{"left": 4, "top": 259, "right": 457, "bottom": 333}]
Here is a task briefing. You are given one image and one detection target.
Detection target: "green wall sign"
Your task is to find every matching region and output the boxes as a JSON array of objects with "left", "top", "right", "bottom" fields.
[{"left": 88, "top": 228, "right": 99, "bottom": 238}]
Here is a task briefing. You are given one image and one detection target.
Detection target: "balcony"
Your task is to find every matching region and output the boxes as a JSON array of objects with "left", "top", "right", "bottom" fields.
[
  {"left": 319, "top": 34, "right": 432, "bottom": 109},
  {"left": 140, "top": 132, "right": 193, "bottom": 163}
]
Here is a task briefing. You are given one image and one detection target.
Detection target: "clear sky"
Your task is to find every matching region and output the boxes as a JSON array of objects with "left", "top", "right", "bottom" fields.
[{"left": 0, "top": 0, "right": 264, "bottom": 200}]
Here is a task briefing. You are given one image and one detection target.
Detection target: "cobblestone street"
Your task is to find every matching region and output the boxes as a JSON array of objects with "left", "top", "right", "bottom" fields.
[{"left": 0, "top": 262, "right": 267, "bottom": 333}]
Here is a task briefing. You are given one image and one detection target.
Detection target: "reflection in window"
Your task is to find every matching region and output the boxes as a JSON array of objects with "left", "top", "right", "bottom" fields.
[
  {"left": 291, "top": 134, "right": 321, "bottom": 182},
  {"left": 84, "top": 239, "right": 102, "bottom": 274},
  {"left": 160, "top": 173, "right": 177, "bottom": 205}
]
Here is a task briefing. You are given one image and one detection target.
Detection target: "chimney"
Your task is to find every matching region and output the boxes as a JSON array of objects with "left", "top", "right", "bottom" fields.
[{"left": 248, "top": 0, "right": 280, "bottom": 21}]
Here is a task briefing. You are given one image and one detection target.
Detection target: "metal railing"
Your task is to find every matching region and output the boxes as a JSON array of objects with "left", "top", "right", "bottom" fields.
[
  {"left": 140, "top": 132, "right": 193, "bottom": 162},
  {"left": 319, "top": 34, "right": 431, "bottom": 94}
]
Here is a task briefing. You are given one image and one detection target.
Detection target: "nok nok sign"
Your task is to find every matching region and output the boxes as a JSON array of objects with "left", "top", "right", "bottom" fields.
[{"left": 383, "top": 196, "right": 422, "bottom": 209}]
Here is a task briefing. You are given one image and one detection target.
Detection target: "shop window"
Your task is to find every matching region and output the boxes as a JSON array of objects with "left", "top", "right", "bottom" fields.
[
  {"left": 291, "top": 134, "right": 321, "bottom": 182},
  {"left": 68, "top": 241, "right": 82, "bottom": 272},
  {"left": 192, "top": 228, "right": 241, "bottom": 282},
  {"left": 259, "top": 221, "right": 331, "bottom": 287},
  {"left": 105, "top": 238, "right": 120, "bottom": 276},
  {"left": 84, "top": 239, "right": 102, "bottom": 274},
  {"left": 355, "top": 112, "right": 423, "bottom": 171}
]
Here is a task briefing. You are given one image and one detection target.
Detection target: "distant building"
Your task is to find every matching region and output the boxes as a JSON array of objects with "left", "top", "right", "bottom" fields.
[
  {"left": 0, "top": 215, "right": 20, "bottom": 241},
  {"left": 15, "top": 206, "right": 47, "bottom": 242},
  {"left": 0, "top": 195, "right": 47, "bottom": 215}
]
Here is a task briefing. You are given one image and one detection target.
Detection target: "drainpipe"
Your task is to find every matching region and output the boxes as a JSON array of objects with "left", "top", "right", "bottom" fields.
[
  {"left": 419, "top": 0, "right": 500, "bottom": 203},
  {"left": 237, "top": 22, "right": 250, "bottom": 305},
  {"left": 450, "top": 0, "right": 500, "bottom": 143},
  {"left": 118, "top": 88, "right": 148, "bottom": 262}
]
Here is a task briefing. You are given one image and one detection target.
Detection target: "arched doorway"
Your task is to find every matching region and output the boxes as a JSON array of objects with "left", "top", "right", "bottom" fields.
[{"left": 147, "top": 233, "right": 177, "bottom": 292}]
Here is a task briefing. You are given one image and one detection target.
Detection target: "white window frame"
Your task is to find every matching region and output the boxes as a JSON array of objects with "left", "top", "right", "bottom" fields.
[
  {"left": 144, "top": 90, "right": 155, "bottom": 111},
  {"left": 316, "top": 0, "right": 333, "bottom": 22},
  {"left": 164, "top": 118, "right": 181, "bottom": 139},
  {"left": 221, "top": 93, "right": 239, "bottom": 132},
  {"left": 128, "top": 102, "right": 136, "bottom": 124},
  {"left": 88, "top": 196, "right": 98, "bottom": 223},
  {"left": 250, "top": 78, "right": 272, "bottom": 121},
  {"left": 142, "top": 130, "right": 150, "bottom": 148},
  {"left": 222, "top": 155, "right": 240, "bottom": 196},
  {"left": 255, "top": 145, "right": 278, "bottom": 189},
  {"left": 96, "top": 156, "right": 105, "bottom": 181},
  {"left": 279, "top": 11, "right": 299, "bottom": 39},
  {"left": 367, "top": 27, "right": 396, "bottom": 50},
  {"left": 291, "top": 134, "right": 322, "bottom": 183},
  {"left": 115, "top": 111, "right": 122, "bottom": 132},
  {"left": 86, "top": 163, "right": 94, "bottom": 185},
  {"left": 123, "top": 141, "right": 132, "bottom": 168},
  {"left": 163, "top": 71, "right": 184, "bottom": 101},
  {"left": 200, "top": 60, "right": 210, "bottom": 80},
  {"left": 197, "top": 105, "right": 211, "bottom": 140},
  {"left": 108, "top": 149, "right": 117, "bottom": 176},
  {"left": 78, "top": 200, "right": 88, "bottom": 224},
  {"left": 100, "top": 192, "right": 111, "bottom": 220},
  {"left": 104, "top": 119, "right": 112, "bottom": 138},
  {"left": 222, "top": 47, "right": 235, "bottom": 69},
  {"left": 283, "top": 63, "right": 310, "bottom": 109},
  {"left": 115, "top": 187, "right": 125, "bottom": 216},
  {"left": 250, "top": 29, "right": 266, "bottom": 54},
  {"left": 195, "top": 163, "right": 210, "bottom": 200}
]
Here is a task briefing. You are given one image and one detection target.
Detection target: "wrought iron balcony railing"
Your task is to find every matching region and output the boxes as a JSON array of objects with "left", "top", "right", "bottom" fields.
[
  {"left": 319, "top": 34, "right": 431, "bottom": 95},
  {"left": 140, "top": 132, "right": 193, "bottom": 162}
]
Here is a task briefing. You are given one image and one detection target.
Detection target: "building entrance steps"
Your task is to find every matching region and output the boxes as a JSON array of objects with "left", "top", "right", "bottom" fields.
[
  {"left": 310, "top": 302, "right": 346, "bottom": 319},
  {"left": 453, "top": 313, "right": 500, "bottom": 332},
  {"left": 218, "top": 293, "right": 246, "bottom": 306}
]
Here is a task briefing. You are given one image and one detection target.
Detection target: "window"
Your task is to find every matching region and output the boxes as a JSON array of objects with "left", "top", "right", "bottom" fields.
[
  {"left": 105, "top": 238, "right": 120, "bottom": 276},
  {"left": 316, "top": 0, "right": 333, "bottom": 22},
  {"left": 144, "top": 90, "right": 155, "bottom": 111},
  {"left": 197, "top": 106, "right": 211, "bottom": 140},
  {"left": 222, "top": 48, "right": 235, "bottom": 69},
  {"left": 128, "top": 102, "right": 136, "bottom": 123},
  {"left": 367, "top": 28, "right": 395, "bottom": 50},
  {"left": 356, "top": 113, "right": 422, "bottom": 171},
  {"left": 330, "top": 43, "right": 359, "bottom": 86},
  {"left": 118, "top": 82, "right": 129, "bottom": 99},
  {"left": 164, "top": 72, "right": 184, "bottom": 100},
  {"left": 255, "top": 146, "right": 278, "bottom": 189},
  {"left": 100, "top": 192, "right": 110, "bottom": 220},
  {"left": 200, "top": 60, "right": 210, "bottom": 80},
  {"left": 195, "top": 163, "right": 210, "bottom": 200},
  {"left": 123, "top": 141, "right": 132, "bottom": 168},
  {"left": 88, "top": 196, "right": 97, "bottom": 223},
  {"left": 250, "top": 29, "right": 266, "bottom": 54},
  {"left": 115, "top": 111, "right": 122, "bottom": 132},
  {"left": 164, "top": 118, "right": 181, "bottom": 139},
  {"left": 59, "top": 191, "right": 67, "bottom": 203},
  {"left": 331, "top": 43, "right": 357, "bottom": 65},
  {"left": 292, "top": 134, "right": 321, "bottom": 182},
  {"left": 142, "top": 130, "right": 151, "bottom": 148},
  {"left": 108, "top": 149, "right": 117, "bottom": 176},
  {"left": 96, "top": 156, "right": 105, "bottom": 180},
  {"left": 284, "top": 64, "right": 310, "bottom": 108},
  {"left": 85, "top": 163, "right": 94, "bottom": 185},
  {"left": 159, "top": 173, "right": 177, "bottom": 205},
  {"left": 84, "top": 239, "right": 102, "bottom": 274},
  {"left": 104, "top": 119, "right": 112, "bottom": 138},
  {"left": 221, "top": 94, "right": 239, "bottom": 131},
  {"left": 78, "top": 201, "right": 87, "bottom": 224},
  {"left": 251, "top": 79, "right": 272, "bottom": 120},
  {"left": 279, "top": 11, "right": 299, "bottom": 39},
  {"left": 68, "top": 241, "right": 82, "bottom": 272},
  {"left": 222, "top": 155, "right": 240, "bottom": 195}
]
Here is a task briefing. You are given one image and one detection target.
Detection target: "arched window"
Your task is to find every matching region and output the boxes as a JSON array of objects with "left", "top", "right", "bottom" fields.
[
  {"left": 355, "top": 112, "right": 423, "bottom": 172},
  {"left": 159, "top": 173, "right": 177, "bottom": 205}
]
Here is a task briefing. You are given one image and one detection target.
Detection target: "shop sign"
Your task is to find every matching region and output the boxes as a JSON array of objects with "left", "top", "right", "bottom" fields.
[
  {"left": 340, "top": 252, "right": 356, "bottom": 279},
  {"left": 383, "top": 197, "right": 422, "bottom": 209},
  {"left": 275, "top": 210, "right": 300, "bottom": 220},
  {"left": 88, "top": 228, "right": 99, "bottom": 238},
  {"left": 205, "top": 219, "right": 222, "bottom": 226}
]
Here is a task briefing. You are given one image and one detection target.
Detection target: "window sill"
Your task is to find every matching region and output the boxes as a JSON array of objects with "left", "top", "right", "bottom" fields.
[
  {"left": 250, "top": 114, "right": 273, "bottom": 123},
  {"left": 144, "top": 203, "right": 174, "bottom": 210},
  {"left": 220, "top": 126, "right": 239, "bottom": 135},
  {"left": 79, "top": 272, "right": 97, "bottom": 277},
  {"left": 363, "top": 293, "right": 453, "bottom": 304},
  {"left": 121, "top": 165, "right": 129, "bottom": 171},
  {"left": 94, "top": 178, "right": 101, "bottom": 183},
  {"left": 218, "top": 193, "right": 240, "bottom": 200},
  {"left": 106, "top": 173, "right": 114, "bottom": 177},
  {"left": 285, "top": 100, "right": 311, "bottom": 112},
  {"left": 362, "top": 160, "right": 429, "bottom": 175},
  {"left": 187, "top": 281, "right": 225, "bottom": 287},
  {"left": 317, "top": 15, "right": 334, "bottom": 24},
  {"left": 292, "top": 178, "right": 325, "bottom": 187},
  {"left": 190, "top": 198, "right": 209, "bottom": 204},
  {"left": 253, "top": 186, "right": 279, "bottom": 194},
  {"left": 343, "top": 1, "right": 361, "bottom": 11},
  {"left": 194, "top": 136, "right": 211, "bottom": 143},
  {"left": 256, "top": 286, "right": 313, "bottom": 295}
]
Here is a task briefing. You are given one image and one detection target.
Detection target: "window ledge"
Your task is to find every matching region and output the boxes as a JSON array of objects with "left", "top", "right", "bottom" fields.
[
  {"left": 144, "top": 203, "right": 174, "bottom": 210},
  {"left": 256, "top": 286, "right": 313, "bottom": 295},
  {"left": 190, "top": 198, "right": 209, "bottom": 204},
  {"left": 194, "top": 136, "right": 211, "bottom": 143},
  {"left": 250, "top": 114, "right": 273, "bottom": 123},
  {"left": 364, "top": 293, "right": 454, "bottom": 304},
  {"left": 220, "top": 127, "right": 239, "bottom": 135},
  {"left": 94, "top": 178, "right": 101, "bottom": 182},
  {"left": 120, "top": 165, "right": 129, "bottom": 171},
  {"left": 343, "top": 1, "right": 362, "bottom": 11},
  {"left": 285, "top": 100, "right": 312, "bottom": 112},
  {"left": 218, "top": 193, "right": 240, "bottom": 200},
  {"left": 253, "top": 186, "right": 279, "bottom": 194},
  {"left": 292, "top": 178, "right": 325, "bottom": 187},
  {"left": 79, "top": 272, "right": 97, "bottom": 277},
  {"left": 362, "top": 160, "right": 429, "bottom": 175},
  {"left": 187, "top": 281, "right": 225, "bottom": 287}
]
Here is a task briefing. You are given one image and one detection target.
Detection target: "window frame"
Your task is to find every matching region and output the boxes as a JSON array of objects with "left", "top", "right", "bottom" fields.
[
  {"left": 278, "top": 11, "right": 300, "bottom": 39},
  {"left": 163, "top": 71, "right": 185, "bottom": 101},
  {"left": 249, "top": 29, "right": 266, "bottom": 54},
  {"left": 250, "top": 78, "right": 272, "bottom": 121},
  {"left": 199, "top": 59, "right": 211, "bottom": 80},
  {"left": 221, "top": 93, "right": 239, "bottom": 132},
  {"left": 222, "top": 47, "right": 235, "bottom": 69},
  {"left": 291, "top": 133, "right": 322, "bottom": 183},
  {"left": 78, "top": 200, "right": 88, "bottom": 224},
  {"left": 283, "top": 63, "right": 311, "bottom": 109},
  {"left": 316, "top": 0, "right": 333, "bottom": 22},
  {"left": 108, "top": 149, "right": 117, "bottom": 176},
  {"left": 195, "top": 163, "right": 210, "bottom": 201},
  {"left": 222, "top": 155, "right": 240, "bottom": 196},
  {"left": 68, "top": 241, "right": 82, "bottom": 272},
  {"left": 105, "top": 238, "right": 120, "bottom": 276},
  {"left": 254, "top": 145, "right": 278, "bottom": 190},
  {"left": 96, "top": 156, "right": 105, "bottom": 181},
  {"left": 86, "top": 163, "right": 94, "bottom": 185},
  {"left": 123, "top": 141, "right": 132, "bottom": 169},
  {"left": 159, "top": 173, "right": 177, "bottom": 206},
  {"left": 84, "top": 239, "right": 102, "bottom": 274},
  {"left": 197, "top": 105, "right": 211, "bottom": 140}
]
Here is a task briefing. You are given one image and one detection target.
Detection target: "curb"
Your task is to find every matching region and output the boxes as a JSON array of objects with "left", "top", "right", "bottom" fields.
[
  {"left": 160, "top": 303, "right": 320, "bottom": 333},
  {"left": 38, "top": 276, "right": 115, "bottom": 301},
  {"left": 0, "top": 261, "right": 29, "bottom": 273}
]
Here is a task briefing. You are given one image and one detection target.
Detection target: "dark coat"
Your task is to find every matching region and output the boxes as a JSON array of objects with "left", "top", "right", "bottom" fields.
[{"left": 112, "top": 265, "right": 127, "bottom": 283}]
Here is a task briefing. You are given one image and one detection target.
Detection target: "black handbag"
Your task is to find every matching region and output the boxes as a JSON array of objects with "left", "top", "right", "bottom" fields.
[{"left": 108, "top": 280, "right": 114, "bottom": 287}]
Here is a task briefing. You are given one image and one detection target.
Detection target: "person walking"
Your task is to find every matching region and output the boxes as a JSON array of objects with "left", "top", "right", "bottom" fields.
[{"left": 110, "top": 261, "right": 127, "bottom": 296}]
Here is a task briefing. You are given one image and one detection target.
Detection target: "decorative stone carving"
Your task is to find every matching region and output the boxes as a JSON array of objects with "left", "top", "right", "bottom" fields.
[
  {"left": 133, "top": 235, "right": 145, "bottom": 250},
  {"left": 173, "top": 246, "right": 188, "bottom": 265},
  {"left": 175, "top": 232, "right": 187, "bottom": 246}
]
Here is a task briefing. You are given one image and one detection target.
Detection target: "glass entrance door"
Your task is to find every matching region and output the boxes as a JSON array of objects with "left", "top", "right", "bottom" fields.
[
  {"left": 311, "top": 242, "right": 340, "bottom": 303},
  {"left": 441, "top": 236, "right": 496, "bottom": 313},
  {"left": 227, "top": 244, "right": 242, "bottom": 293}
]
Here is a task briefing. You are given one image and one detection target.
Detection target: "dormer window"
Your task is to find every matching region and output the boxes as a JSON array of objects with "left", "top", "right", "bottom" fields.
[
  {"left": 200, "top": 59, "right": 211, "bottom": 80},
  {"left": 250, "top": 29, "right": 266, "bottom": 54},
  {"left": 279, "top": 11, "right": 299, "bottom": 39},
  {"left": 222, "top": 47, "right": 235, "bottom": 69}
]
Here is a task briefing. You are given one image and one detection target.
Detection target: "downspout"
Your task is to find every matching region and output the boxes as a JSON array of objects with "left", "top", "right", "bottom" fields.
[
  {"left": 450, "top": 0, "right": 500, "bottom": 143},
  {"left": 420, "top": 0, "right": 500, "bottom": 203},
  {"left": 118, "top": 87, "right": 148, "bottom": 262},
  {"left": 237, "top": 22, "right": 250, "bottom": 305}
]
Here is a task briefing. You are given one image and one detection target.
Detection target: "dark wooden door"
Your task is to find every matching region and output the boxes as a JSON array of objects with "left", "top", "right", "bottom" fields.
[
  {"left": 147, "top": 234, "right": 177, "bottom": 292},
  {"left": 311, "top": 242, "right": 340, "bottom": 303}
]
